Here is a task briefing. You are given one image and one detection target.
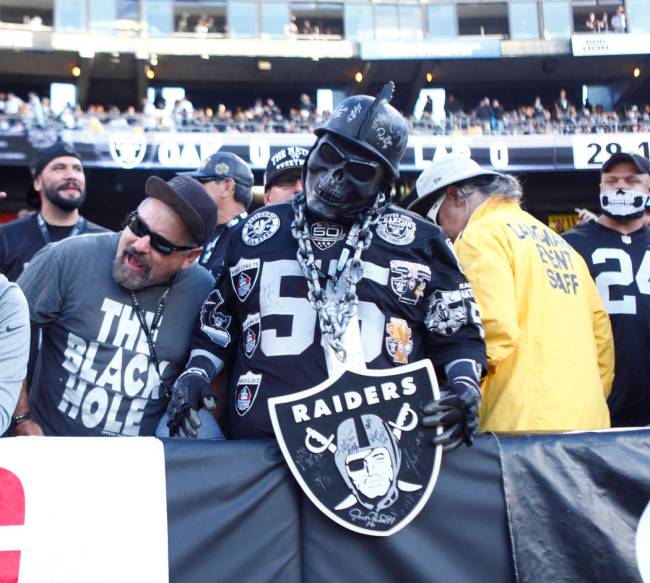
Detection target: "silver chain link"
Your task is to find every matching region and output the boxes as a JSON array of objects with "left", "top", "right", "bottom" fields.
[{"left": 291, "top": 191, "right": 385, "bottom": 362}]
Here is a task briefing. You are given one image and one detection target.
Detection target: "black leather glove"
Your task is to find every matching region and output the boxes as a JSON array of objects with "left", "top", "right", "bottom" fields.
[
  {"left": 167, "top": 367, "right": 217, "bottom": 438},
  {"left": 421, "top": 360, "right": 482, "bottom": 451}
]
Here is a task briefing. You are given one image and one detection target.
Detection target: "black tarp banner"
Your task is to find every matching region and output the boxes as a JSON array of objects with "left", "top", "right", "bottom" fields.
[
  {"left": 499, "top": 429, "right": 650, "bottom": 583},
  {"left": 164, "top": 435, "right": 513, "bottom": 583},
  {"left": 164, "top": 430, "right": 650, "bottom": 583}
]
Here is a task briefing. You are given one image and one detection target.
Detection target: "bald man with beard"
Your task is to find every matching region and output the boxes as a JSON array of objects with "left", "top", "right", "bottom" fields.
[{"left": 13, "top": 176, "right": 220, "bottom": 437}]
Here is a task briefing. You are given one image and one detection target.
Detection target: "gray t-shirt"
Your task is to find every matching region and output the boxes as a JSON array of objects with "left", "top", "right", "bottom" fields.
[
  {"left": 0, "top": 274, "right": 30, "bottom": 435},
  {"left": 18, "top": 232, "right": 214, "bottom": 436}
]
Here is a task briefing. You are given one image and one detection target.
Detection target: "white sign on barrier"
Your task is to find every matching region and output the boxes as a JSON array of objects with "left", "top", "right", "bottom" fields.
[
  {"left": 572, "top": 34, "right": 650, "bottom": 57},
  {"left": 0, "top": 437, "right": 168, "bottom": 583}
]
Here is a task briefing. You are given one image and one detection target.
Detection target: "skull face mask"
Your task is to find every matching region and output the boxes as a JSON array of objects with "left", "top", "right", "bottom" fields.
[
  {"left": 600, "top": 188, "right": 650, "bottom": 220},
  {"left": 305, "top": 134, "right": 387, "bottom": 222}
]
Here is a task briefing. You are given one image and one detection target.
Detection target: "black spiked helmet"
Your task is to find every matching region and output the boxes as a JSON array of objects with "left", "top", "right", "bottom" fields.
[{"left": 314, "top": 82, "right": 408, "bottom": 179}]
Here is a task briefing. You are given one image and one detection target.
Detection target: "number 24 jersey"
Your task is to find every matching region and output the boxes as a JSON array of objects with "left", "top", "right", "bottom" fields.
[
  {"left": 191, "top": 203, "right": 487, "bottom": 438},
  {"left": 564, "top": 221, "right": 650, "bottom": 426}
]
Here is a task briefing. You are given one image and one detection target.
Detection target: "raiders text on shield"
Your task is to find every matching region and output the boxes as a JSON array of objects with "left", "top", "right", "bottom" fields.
[
  {"left": 108, "top": 132, "right": 148, "bottom": 169},
  {"left": 268, "top": 360, "right": 442, "bottom": 536},
  {"left": 230, "top": 258, "right": 260, "bottom": 302},
  {"left": 236, "top": 371, "right": 262, "bottom": 416}
]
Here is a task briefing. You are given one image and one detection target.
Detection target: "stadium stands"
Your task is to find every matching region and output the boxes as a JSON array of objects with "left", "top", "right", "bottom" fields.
[{"left": 2, "top": 90, "right": 649, "bottom": 136}]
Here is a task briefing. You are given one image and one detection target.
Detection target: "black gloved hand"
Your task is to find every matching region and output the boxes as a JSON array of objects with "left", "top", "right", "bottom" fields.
[
  {"left": 421, "top": 360, "right": 482, "bottom": 451},
  {"left": 167, "top": 368, "right": 217, "bottom": 438}
]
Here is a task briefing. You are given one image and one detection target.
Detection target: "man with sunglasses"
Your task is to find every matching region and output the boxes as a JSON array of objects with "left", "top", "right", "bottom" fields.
[
  {"left": 563, "top": 153, "right": 650, "bottom": 427},
  {"left": 13, "top": 175, "right": 218, "bottom": 437},
  {"left": 408, "top": 155, "right": 613, "bottom": 433},
  {"left": 182, "top": 151, "right": 254, "bottom": 276},
  {"left": 167, "top": 83, "right": 487, "bottom": 452},
  {"left": 263, "top": 146, "right": 308, "bottom": 205}
]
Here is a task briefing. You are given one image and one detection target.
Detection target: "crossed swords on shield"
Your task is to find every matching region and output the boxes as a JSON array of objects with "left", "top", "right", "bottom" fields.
[{"left": 304, "top": 402, "right": 423, "bottom": 511}]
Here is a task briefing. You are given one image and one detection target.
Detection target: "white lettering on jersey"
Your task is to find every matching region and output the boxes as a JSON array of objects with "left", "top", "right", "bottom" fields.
[
  {"left": 258, "top": 259, "right": 388, "bottom": 372},
  {"left": 592, "top": 248, "right": 650, "bottom": 314}
]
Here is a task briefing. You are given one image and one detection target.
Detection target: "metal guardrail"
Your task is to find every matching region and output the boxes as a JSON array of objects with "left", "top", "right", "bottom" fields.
[{"left": 2, "top": 111, "right": 649, "bottom": 137}]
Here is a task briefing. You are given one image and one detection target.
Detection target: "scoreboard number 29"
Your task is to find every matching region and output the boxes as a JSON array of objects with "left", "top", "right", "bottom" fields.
[{"left": 572, "top": 134, "right": 650, "bottom": 170}]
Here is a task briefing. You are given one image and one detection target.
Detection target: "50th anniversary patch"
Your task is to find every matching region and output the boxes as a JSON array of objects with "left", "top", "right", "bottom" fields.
[{"left": 268, "top": 360, "right": 442, "bottom": 536}]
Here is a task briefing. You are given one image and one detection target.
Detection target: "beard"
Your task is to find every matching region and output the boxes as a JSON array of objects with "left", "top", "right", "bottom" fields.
[
  {"left": 43, "top": 180, "right": 86, "bottom": 211},
  {"left": 112, "top": 245, "right": 153, "bottom": 290}
]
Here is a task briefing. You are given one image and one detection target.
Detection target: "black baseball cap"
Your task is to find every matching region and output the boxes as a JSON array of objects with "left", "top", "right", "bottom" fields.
[
  {"left": 182, "top": 151, "right": 254, "bottom": 188},
  {"left": 26, "top": 142, "right": 83, "bottom": 208},
  {"left": 264, "top": 147, "right": 309, "bottom": 191},
  {"left": 601, "top": 152, "right": 650, "bottom": 175},
  {"left": 145, "top": 175, "right": 217, "bottom": 246}
]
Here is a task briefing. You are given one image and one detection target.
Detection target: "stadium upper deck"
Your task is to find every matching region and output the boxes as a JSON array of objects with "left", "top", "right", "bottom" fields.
[
  {"left": 0, "top": 0, "right": 648, "bottom": 112},
  {"left": 0, "top": 0, "right": 648, "bottom": 220}
]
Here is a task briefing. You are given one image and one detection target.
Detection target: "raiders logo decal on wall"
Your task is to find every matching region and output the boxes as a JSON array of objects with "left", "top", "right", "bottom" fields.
[
  {"left": 376, "top": 213, "right": 416, "bottom": 246},
  {"left": 242, "top": 211, "right": 280, "bottom": 246},
  {"left": 268, "top": 360, "right": 442, "bottom": 536},
  {"left": 229, "top": 258, "right": 260, "bottom": 302},
  {"left": 236, "top": 371, "right": 262, "bottom": 416}
]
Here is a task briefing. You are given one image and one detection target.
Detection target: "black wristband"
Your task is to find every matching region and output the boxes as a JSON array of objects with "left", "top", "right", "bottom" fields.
[{"left": 13, "top": 412, "right": 33, "bottom": 425}]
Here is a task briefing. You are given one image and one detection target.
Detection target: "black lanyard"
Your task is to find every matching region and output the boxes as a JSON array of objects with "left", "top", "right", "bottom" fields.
[
  {"left": 129, "top": 286, "right": 172, "bottom": 395},
  {"left": 37, "top": 213, "right": 85, "bottom": 244}
]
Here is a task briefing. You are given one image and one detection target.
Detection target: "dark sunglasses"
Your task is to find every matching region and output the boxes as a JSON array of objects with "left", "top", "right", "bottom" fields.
[
  {"left": 197, "top": 175, "right": 245, "bottom": 187},
  {"left": 318, "top": 141, "right": 381, "bottom": 183},
  {"left": 125, "top": 211, "right": 197, "bottom": 255}
]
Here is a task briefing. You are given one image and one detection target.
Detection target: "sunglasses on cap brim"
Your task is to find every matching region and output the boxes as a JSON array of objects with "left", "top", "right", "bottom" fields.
[{"left": 124, "top": 211, "right": 197, "bottom": 255}]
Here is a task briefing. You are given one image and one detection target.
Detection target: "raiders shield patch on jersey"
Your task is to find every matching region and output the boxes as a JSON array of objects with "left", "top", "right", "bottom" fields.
[
  {"left": 385, "top": 318, "right": 413, "bottom": 364},
  {"left": 230, "top": 258, "right": 260, "bottom": 302},
  {"left": 242, "top": 313, "right": 261, "bottom": 358},
  {"left": 236, "top": 371, "right": 262, "bottom": 416},
  {"left": 200, "top": 289, "right": 232, "bottom": 347},
  {"left": 389, "top": 260, "right": 431, "bottom": 305},
  {"left": 268, "top": 360, "right": 442, "bottom": 537},
  {"left": 310, "top": 221, "right": 346, "bottom": 251},
  {"left": 242, "top": 211, "right": 280, "bottom": 246},
  {"left": 425, "top": 289, "right": 468, "bottom": 336},
  {"left": 376, "top": 214, "right": 416, "bottom": 246}
]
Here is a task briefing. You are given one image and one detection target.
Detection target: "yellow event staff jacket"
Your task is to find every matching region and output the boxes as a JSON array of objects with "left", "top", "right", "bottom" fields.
[{"left": 454, "top": 198, "right": 614, "bottom": 432}]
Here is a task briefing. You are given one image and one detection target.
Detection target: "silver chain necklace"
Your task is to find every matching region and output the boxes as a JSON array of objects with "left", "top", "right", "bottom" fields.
[{"left": 291, "top": 191, "right": 385, "bottom": 362}]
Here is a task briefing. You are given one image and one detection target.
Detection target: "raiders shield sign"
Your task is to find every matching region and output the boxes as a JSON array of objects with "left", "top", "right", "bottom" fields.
[{"left": 268, "top": 360, "right": 442, "bottom": 537}]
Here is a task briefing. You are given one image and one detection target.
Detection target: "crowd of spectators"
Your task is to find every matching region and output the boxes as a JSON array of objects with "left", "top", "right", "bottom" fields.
[
  {"left": 581, "top": 6, "right": 627, "bottom": 34},
  {"left": 1, "top": 89, "right": 649, "bottom": 137}
]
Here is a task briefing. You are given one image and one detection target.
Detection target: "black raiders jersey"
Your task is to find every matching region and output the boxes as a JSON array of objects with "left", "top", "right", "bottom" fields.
[
  {"left": 0, "top": 213, "right": 108, "bottom": 281},
  {"left": 198, "top": 212, "right": 247, "bottom": 278},
  {"left": 188, "top": 202, "right": 487, "bottom": 439},
  {"left": 564, "top": 221, "right": 650, "bottom": 426}
]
